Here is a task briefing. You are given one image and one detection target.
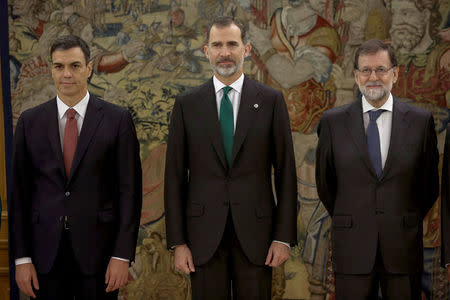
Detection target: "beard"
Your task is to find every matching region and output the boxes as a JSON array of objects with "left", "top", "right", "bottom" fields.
[
  {"left": 212, "top": 57, "right": 243, "bottom": 77},
  {"left": 357, "top": 78, "right": 393, "bottom": 103},
  {"left": 390, "top": 22, "right": 425, "bottom": 52}
]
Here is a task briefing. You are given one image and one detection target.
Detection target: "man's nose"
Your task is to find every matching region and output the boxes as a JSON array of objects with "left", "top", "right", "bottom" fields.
[
  {"left": 63, "top": 68, "right": 72, "bottom": 77},
  {"left": 368, "top": 70, "right": 378, "bottom": 81},
  {"left": 220, "top": 46, "right": 231, "bottom": 57}
]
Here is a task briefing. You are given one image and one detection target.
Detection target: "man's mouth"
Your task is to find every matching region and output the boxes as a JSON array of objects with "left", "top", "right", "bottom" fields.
[{"left": 218, "top": 61, "right": 234, "bottom": 65}]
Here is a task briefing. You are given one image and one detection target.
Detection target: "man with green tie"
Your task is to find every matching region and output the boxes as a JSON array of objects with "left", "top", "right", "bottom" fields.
[{"left": 164, "top": 16, "right": 297, "bottom": 299}]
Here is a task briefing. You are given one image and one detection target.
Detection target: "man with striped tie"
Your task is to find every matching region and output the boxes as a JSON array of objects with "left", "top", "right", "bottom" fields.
[{"left": 316, "top": 39, "right": 439, "bottom": 299}]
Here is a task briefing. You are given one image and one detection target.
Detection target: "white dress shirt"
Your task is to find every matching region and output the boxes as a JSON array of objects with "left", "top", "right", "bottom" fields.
[
  {"left": 213, "top": 74, "right": 244, "bottom": 132},
  {"left": 56, "top": 92, "right": 90, "bottom": 148},
  {"left": 362, "top": 94, "right": 393, "bottom": 169},
  {"left": 212, "top": 74, "right": 290, "bottom": 249},
  {"left": 16, "top": 92, "right": 128, "bottom": 265}
]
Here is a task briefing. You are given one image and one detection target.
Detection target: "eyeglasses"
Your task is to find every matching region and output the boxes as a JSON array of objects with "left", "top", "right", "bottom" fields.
[{"left": 356, "top": 66, "right": 394, "bottom": 77}]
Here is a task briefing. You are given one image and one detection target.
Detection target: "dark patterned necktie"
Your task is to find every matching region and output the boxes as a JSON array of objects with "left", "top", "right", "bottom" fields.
[
  {"left": 367, "top": 109, "right": 385, "bottom": 178},
  {"left": 220, "top": 86, "right": 234, "bottom": 166},
  {"left": 63, "top": 108, "right": 78, "bottom": 177}
]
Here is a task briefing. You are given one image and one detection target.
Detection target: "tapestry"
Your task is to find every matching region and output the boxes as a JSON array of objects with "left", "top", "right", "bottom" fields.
[{"left": 7, "top": 0, "right": 450, "bottom": 299}]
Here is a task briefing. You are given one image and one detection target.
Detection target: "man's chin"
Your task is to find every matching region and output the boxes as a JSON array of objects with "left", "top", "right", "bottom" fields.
[
  {"left": 364, "top": 93, "right": 386, "bottom": 102},
  {"left": 215, "top": 67, "right": 237, "bottom": 77}
]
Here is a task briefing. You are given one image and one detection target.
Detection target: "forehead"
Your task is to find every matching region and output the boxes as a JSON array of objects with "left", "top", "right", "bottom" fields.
[
  {"left": 52, "top": 47, "right": 86, "bottom": 64},
  {"left": 209, "top": 24, "right": 243, "bottom": 44},
  {"left": 358, "top": 50, "right": 391, "bottom": 67}
]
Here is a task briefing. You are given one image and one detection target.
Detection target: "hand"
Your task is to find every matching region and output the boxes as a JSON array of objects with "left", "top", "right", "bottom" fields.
[
  {"left": 105, "top": 258, "right": 129, "bottom": 292},
  {"left": 173, "top": 244, "right": 195, "bottom": 274},
  {"left": 265, "top": 242, "right": 290, "bottom": 267},
  {"left": 15, "top": 263, "right": 39, "bottom": 298},
  {"left": 446, "top": 265, "right": 450, "bottom": 282}
]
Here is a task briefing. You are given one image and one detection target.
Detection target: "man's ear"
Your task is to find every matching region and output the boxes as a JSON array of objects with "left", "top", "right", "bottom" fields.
[
  {"left": 243, "top": 42, "right": 252, "bottom": 58},
  {"left": 204, "top": 45, "right": 209, "bottom": 60},
  {"left": 87, "top": 60, "right": 93, "bottom": 77},
  {"left": 392, "top": 65, "right": 399, "bottom": 84}
]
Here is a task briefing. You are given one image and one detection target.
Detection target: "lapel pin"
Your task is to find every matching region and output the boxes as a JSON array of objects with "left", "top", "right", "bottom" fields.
[{"left": 254, "top": 104, "right": 259, "bottom": 109}]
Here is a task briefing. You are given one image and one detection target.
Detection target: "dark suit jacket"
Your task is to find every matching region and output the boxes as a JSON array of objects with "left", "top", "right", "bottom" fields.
[
  {"left": 316, "top": 97, "right": 439, "bottom": 274},
  {"left": 164, "top": 76, "right": 297, "bottom": 266},
  {"left": 441, "top": 124, "right": 450, "bottom": 268},
  {"left": 11, "top": 94, "right": 142, "bottom": 275}
]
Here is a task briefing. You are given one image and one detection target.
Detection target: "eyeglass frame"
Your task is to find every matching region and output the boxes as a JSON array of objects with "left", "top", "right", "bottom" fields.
[{"left": 355, "top": 66, "right": 396, "bottom": 77}]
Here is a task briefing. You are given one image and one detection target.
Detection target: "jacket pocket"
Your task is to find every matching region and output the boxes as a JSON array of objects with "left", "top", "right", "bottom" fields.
[
  {"left": 332, "top": 215, "right": 352, "bottom": 228},
  {"left": 403, "top": 215, "right": 419, "bottom": 228},
  {"left": 186, "top": 202, "right": 204, "bottom": 217},
  {"left": 98, "top": 210, "right": 116, "bottom": 223}
]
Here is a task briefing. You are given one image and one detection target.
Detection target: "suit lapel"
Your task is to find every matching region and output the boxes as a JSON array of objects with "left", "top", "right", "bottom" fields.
[
  {"left": 231, "top": 76, "right": 261, "bottom": 167},
  {"left": 45, "top": 98, "right": 66, "bottom": 178},
  {"left": 380, "top": 97, "right": 409, "bottom": 180},
  {"left": 200, "top": 80, "right": 228, "bottom": 170},
  {"left": 67, "top": 95, "right": 104, "bottom": 183},
  {"left": 344, "top": 99, "right": 378, "bottom": 178}
]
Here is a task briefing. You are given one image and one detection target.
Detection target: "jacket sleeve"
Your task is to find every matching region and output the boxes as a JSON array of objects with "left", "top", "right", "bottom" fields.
[
  {"left": 420, "top": 114, "right": 439, "bottom": 218},
  {"left": 271, "top": 91, "right": 298, "bottom": 246},
  {"left": 10, "top": 113, "right": 33, "bottom": 259},
  {"left": 164, "top": 96, "right": 189, "bottom": 249},
  {"left": 112, "top": 110, "right": 142, "bottom": 262},
  {"left": 315, "top": 114, "right": 337, "bottom": 215}
]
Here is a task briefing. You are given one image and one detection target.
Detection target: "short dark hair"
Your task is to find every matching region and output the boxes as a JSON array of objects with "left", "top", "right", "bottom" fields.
[
  {"left": 50, "top": 35, "right": 91, "bottom": 65},
  {"left": 206, "top": 16, "right": 248, "bottom": 44},
  {"left": 354, "top": 39, "right": 397, "bottom": 70}
]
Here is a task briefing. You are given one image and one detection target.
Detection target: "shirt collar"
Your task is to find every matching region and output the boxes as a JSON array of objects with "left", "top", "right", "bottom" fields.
[
  {"left": 362, "top": 93, "right": 393, "bottom": 113},
  {"left": 57, "top": 91, "right": 90, "bottom": 120},
  {"left": 213, "top": 73, "right": 245, "bottom": 95}
]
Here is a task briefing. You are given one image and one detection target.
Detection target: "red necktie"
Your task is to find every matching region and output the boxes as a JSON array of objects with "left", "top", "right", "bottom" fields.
[{"left": 63, "top": 108, "right": 78, "bottom": 177}]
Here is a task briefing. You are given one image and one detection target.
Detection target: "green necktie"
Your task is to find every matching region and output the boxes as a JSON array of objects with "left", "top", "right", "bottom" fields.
[{"left": 220, "top": 86, "right": 234, "bottom": 166}]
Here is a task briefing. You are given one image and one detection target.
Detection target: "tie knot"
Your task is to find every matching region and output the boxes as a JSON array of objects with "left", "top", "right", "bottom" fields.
[
  {"left": 66, "top": 108, "right": 77, "bottom": 120},
  {"left": 369, "top": 109, "right": 385, "bottom": 122},
  {"left": 222, "top": 86, "right": 232, "bottom": 95}
]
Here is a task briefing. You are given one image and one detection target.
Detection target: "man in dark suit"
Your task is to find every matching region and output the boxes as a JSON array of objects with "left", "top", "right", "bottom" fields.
[
  {"left": 442, "top": 124, "right": 450, "bottom": 282},
  {"left": 316, "top": 39, "right": 439, "bottom": 299},
  {"left": 164, "top": 16, "right": 297, "bottom": 299},
  {"left": 11, "top": 35, "right": 142, "bottom": 299}
]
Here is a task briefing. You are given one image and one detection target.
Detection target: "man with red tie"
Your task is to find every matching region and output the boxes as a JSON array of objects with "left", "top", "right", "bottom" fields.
[{"left": 11, "top": 35, "right": 142, "bottom": 299}]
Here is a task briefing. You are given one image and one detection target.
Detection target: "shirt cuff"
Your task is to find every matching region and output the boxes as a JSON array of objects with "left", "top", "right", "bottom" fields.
[
  {"left": 273, "top": 240, "right": 290, "bottom": 248},
  {"left": 15, "top": 257, "right": 32, "bottom": 265},
  {"left": 111, "top": 256, "right": 129, "bottom": 262}
]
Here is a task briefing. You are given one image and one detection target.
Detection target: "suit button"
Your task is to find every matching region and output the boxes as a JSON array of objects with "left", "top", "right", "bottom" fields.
[{"left": 65, "top": 191, "right": 70, "bottom": 197}]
